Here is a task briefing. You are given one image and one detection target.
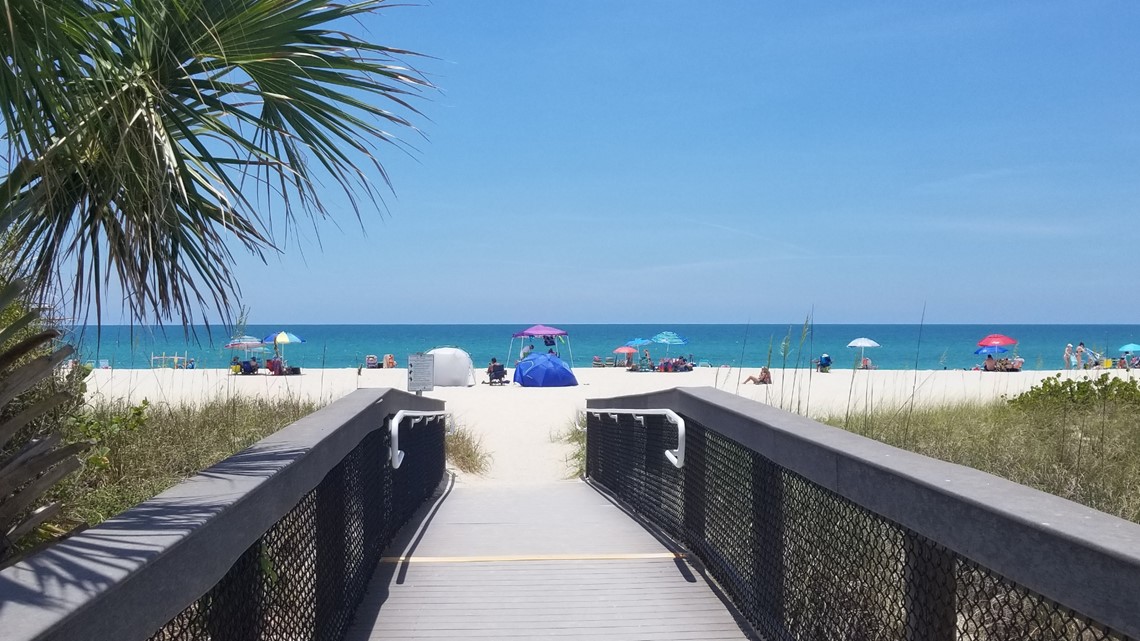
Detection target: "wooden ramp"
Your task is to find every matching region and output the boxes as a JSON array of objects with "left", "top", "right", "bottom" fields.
[{"left": 346, "top": 480, "right": 754, "bottom": 640}]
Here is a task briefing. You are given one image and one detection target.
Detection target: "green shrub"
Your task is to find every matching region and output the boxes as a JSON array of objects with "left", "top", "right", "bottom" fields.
[
  {"left": 47, "top": 396, "right": 318, "bottom": 531},
  {"left": 1007, "top": 373, "right": 1140, "bottom": 410}
]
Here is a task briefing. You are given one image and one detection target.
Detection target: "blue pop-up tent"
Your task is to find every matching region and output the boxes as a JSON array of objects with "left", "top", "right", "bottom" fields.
[{"left": 513, "top": 353, "right": 578, "bottom": 387}]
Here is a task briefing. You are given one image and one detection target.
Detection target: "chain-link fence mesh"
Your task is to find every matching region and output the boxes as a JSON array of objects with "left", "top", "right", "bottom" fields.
[
  {"left": 586, "top": 412, "right": 1132, "bottom": 641},
  {"left": 151, "top": 414, "right": 445, "bottom": 641}
]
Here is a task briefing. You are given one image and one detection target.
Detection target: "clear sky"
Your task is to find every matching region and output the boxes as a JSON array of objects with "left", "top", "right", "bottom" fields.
[{"left": 223, "top": 1, "right": 1140, "bottom": 325}]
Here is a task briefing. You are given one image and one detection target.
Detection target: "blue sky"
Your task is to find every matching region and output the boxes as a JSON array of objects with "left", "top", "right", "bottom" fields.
[{"left": 225, "top": 1, "right": 1139, "bottom": 325}]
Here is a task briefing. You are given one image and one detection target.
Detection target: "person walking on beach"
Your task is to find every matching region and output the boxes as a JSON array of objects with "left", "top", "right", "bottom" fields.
[
  {"left": 1076, "top": 342, "right": 1086, "bottom": 369},
  {"left": 1064, "top": 343, "right": 1073, "bottom": 370}
]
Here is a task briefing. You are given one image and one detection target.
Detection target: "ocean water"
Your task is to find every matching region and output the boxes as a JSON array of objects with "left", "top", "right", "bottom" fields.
[{"left": 67, "top": 324, "right": 1140, "bottom": 372}]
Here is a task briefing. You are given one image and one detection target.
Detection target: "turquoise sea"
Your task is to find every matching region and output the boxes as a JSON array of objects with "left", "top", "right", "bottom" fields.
[{"left": 67, "top": 324, "right": 1140, "bottom": 372}]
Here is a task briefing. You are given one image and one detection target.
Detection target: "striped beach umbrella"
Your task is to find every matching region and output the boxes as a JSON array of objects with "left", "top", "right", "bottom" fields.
[
  {"left": 263, "top": 331, "right": 305, "bottom": 345},
  {"left": 263, "top": 331, "right": 305, "bottom": 360},
  {"left": 651, "top": 331, "right": 688, "bottom": 357}
]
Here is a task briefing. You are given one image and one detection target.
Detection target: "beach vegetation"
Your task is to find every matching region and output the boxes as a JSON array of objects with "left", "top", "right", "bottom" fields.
[
  {"left": 43, "top": 396, "right": 318, "bottom": 537},
  {"left": 821, "top": 375, "right": 1140, "bottom": 523},
  {"left": 0, "top": 280, "right": 92, "bottom": 566},
  {"left": 0, "top": 0, "right": 430, "bottom": 329},
  {"left": 446, "top": 418, "right": 491, "bottom": 475},
  {"left": 556, "top": 416, "right": 588, "bottom": 479}
]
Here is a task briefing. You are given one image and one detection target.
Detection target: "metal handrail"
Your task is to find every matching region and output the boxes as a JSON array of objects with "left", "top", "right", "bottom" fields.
[
  {"left": 388, "top": 410, "right": 450, "bottom": 469},
  {"left": 589, "top": 408, "right": 685, "bottom": 468}
]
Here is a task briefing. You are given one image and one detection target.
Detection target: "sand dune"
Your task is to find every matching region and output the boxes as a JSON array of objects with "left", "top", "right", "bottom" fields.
[{"left": 85, "top": 366, "right": 1130, "bottom": 486}]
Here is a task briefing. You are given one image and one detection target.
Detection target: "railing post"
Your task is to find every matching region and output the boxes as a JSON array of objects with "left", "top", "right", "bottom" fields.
[
  {"left": 681, "top": 425, "right": 706, "bottom": 547},
  {"left": 751, "top": 454, "right": 787, "bottom": 640},
  {"left": 903, "top": 532, "right": 957, "bottom": 641}
]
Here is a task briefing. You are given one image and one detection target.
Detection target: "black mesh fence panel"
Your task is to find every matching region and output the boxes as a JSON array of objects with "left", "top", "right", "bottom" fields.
[
  {"left": 585, "top": 412, "right": 1132, "bottom": 641},
  {"left": 151, "top": 414, "right": 445, "bottom": 641}
]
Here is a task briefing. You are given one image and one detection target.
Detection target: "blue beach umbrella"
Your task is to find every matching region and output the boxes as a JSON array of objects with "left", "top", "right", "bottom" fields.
[
  {"left": 1119, "top": 343, "right": 1140, "bottom": 353},
  {"left": 974, "top": 346, "right": 1008, "bottom": 355},
  {"left": 625, "top": 337, "right": 654, "bottom": 361}
]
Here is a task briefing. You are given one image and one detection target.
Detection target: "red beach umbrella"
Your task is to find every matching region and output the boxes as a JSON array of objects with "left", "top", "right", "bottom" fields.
[
  {"left": 613, "top": 346, "right": 638, "bottom": 354},
  {"left": 978, "top": 334, "right": 1017, "bottom": 347}
]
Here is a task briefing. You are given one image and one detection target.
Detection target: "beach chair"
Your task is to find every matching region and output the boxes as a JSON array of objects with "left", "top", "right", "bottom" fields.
[
  {"left": 240, "top": 361, "right": 254, "bottom": 375},
  {"left": 592, "top": 356, "right": 605, "bottom": 367},
  {"left": 488, "top": 363, "right": 508, "bottom": 385},
  {"left": 604, "top": 357, "right": 616, "bottom": 367},
  {"left": 365, "top": 354, "right": 379, "bottom": 369}
]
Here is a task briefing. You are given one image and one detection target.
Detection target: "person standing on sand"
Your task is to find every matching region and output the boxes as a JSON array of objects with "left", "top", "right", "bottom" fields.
[
  {"left": 1064, "top": 344, "right": 1073, "bottom": 370},
  {"left": 1076, "top": 342, "right": 1086, "bottom": 369}
]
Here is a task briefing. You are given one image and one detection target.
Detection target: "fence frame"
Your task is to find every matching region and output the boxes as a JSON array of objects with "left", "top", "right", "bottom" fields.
[
  {"left": 586, "top": 386, "right": 1140, "bottom": 639},
  {"left": 0, "top": 388, "right": 444, "bottom": 641}
]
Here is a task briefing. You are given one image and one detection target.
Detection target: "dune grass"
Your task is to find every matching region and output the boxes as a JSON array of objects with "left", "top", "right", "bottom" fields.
[
  {"left": 446, "top": 418, "right": 491, "bottom": 475},
  {"left": 48, "top": 399, "right": 493, "bottom": 539},
  {"left": 48, "top": 396, "right": 319, "bottom": 532},
  {"left": 820, "top": 374, "right": 1140, "bottom": 523},
  {"left": 553, "top": 415, "right": 587, "bottom": 479}
]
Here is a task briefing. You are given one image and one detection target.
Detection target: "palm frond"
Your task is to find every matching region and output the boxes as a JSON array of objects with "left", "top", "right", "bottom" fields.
[{"left": 1, "top": 0, "right": 431, "bottom": 327}]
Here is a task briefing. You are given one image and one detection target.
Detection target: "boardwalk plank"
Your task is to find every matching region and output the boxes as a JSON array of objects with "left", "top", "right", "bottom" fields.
[{"left": 345, "top": 481, "right": 753, "bottom": 641}]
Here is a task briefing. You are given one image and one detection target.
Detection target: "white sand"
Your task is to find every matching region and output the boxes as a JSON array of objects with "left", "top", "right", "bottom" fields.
[{"left": 84, "top": 366, "right": 1134, "bottom": 486}]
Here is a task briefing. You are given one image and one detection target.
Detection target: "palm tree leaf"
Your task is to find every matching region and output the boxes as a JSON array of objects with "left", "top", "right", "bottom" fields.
[
  {"left": 6, "top": 502, "right": 62, "bottom": 542},
  {"left": 0, "top": 454, "right": 82, "bottom": 531},
  {"left": 2, "top": 0, "right": 430, "bottom": 328},
  {"left": 0, "top": 437, "right": 90, "bottom": 499},
  {"left": 0, "top": 344, "right": 73, "bottom": 408},
  {"left": 0, "top": 390, "right": 74, "bottom": 452}
]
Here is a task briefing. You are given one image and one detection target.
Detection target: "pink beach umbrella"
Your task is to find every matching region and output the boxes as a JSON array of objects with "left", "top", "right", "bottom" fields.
[{"left": 978, "top": 334, "right": 1017, "bottom": 347}]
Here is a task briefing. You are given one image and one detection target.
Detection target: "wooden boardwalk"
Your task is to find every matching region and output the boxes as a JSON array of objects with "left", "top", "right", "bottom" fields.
[{"left": 346, "top": 480, "right": 754, "bottom": 640}]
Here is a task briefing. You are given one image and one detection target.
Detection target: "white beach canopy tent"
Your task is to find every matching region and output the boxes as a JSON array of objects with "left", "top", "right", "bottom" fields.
[
  {"left": 425, "top": 347, "right": 476, "bottom": 387},
  {"left": 508, "top": 325, "right": 575, "bottom": 366}
]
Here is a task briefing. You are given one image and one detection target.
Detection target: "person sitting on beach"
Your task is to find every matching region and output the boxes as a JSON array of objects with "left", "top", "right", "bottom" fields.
[
  {"left": 249, "top": 356, "right": 259, "bottom": 373},
  {"left": 384, "top": 354, "right": 397, "bottom": 368},
  {"left": 744, "top": 366, "right": 772, "bottom": 384},
  {"left": 231, "top": 356, "right": 241, "bottom": 374},
  {"left": 487, "top": 357, "right": 499, "bottom": 375},
  {"left": 1012, "top": 356, "right": 1024, "bottom": 371},
  {"left": 860, "top": 357, "right": 875, "bottom": 370},
  {"left": 814, "top": 353, "right": 832, "bottom": 373},
  {"left": 983, "top": 355, "right": 997, "bottom": 371},
  {"left": 521, "top": 344, "right": 535, "bottom": 360}
]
